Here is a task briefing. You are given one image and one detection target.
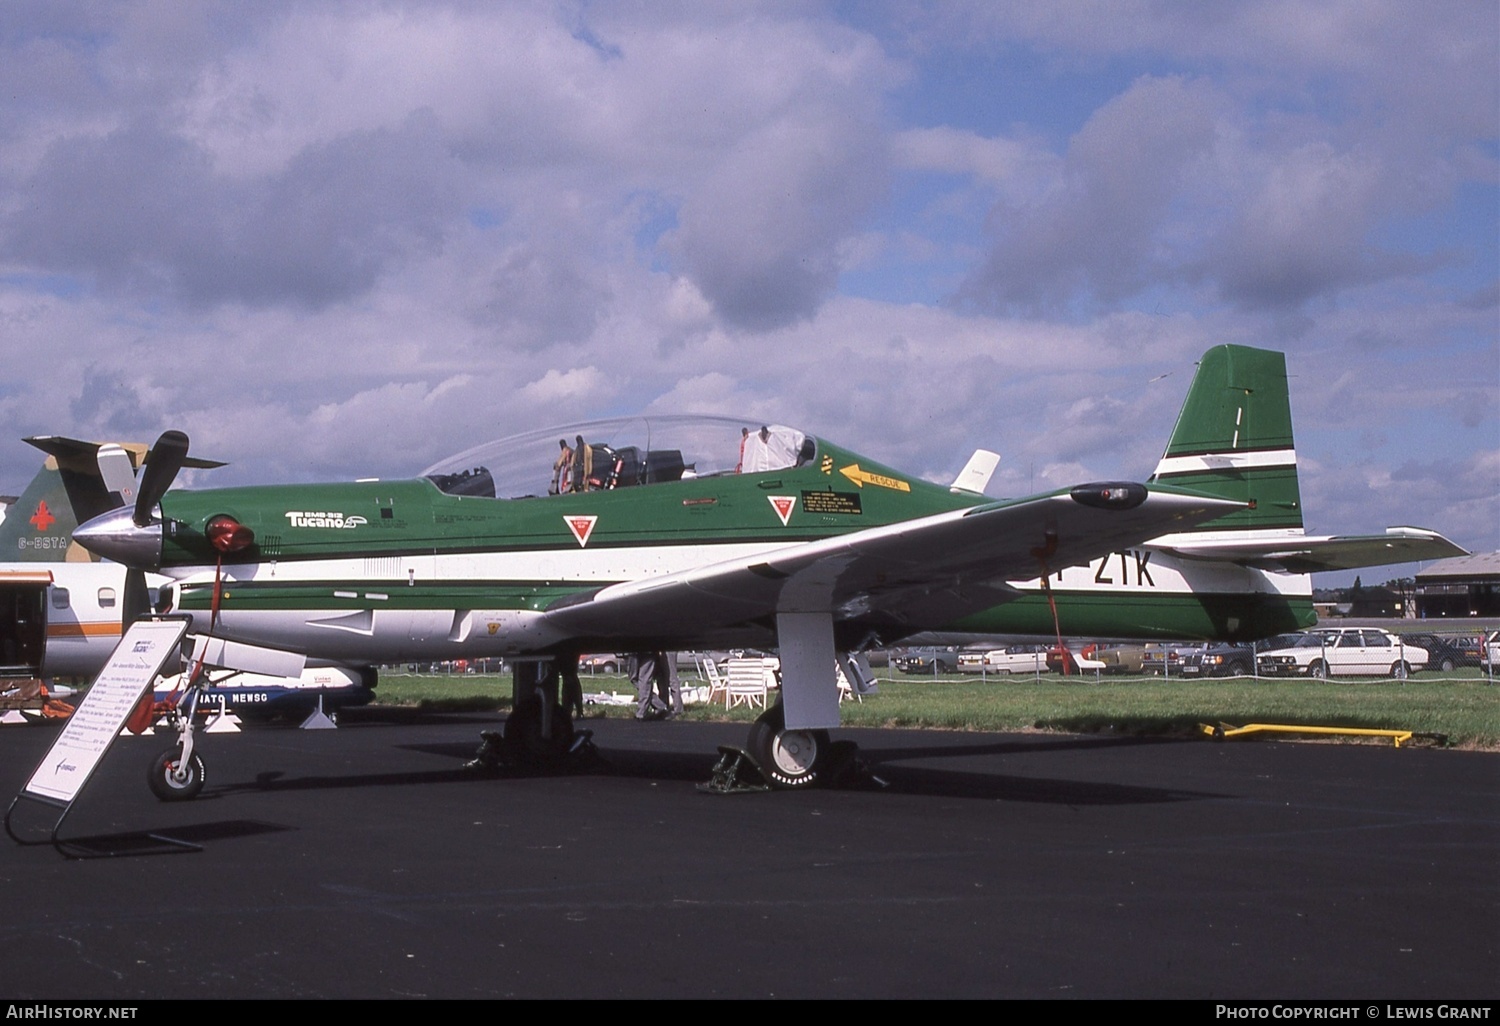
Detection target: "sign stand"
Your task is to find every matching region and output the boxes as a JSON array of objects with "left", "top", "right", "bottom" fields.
[{"left": 5, "top": 616, "right": 196, "bottom": 859}]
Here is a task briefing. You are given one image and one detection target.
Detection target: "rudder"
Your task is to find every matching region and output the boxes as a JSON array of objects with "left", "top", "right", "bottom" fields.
[{"left": 1149, "top": 345, "right": 1303, "bottom": 533}]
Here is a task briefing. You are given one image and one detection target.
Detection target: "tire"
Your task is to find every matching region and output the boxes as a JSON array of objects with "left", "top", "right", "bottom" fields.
[
  {"left": 1225, "top": 661, "right": 1249, "bottom": 678},
  {"left": 147, "top": 746, "right": 205, "bottom": 802},
  {"left": 1391, "top": 661, "right": 1410, "bottom": 680},
  {"left": 1439, "top": 658, "right": 1455, "bottom": 672},
  {"left": 747, "top": 704, "right": 829, "bottom": 790},
  {"left": 602, "top": 661, "right": 618, "bottom": 674},
  {"left": 1310, "top": 660, "right": 1327, "bottom": 680}
]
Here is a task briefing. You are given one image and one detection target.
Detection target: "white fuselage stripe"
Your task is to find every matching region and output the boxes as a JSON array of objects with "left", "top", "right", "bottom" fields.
[
  {"left": 177, "top": 541, "right": 802, "bottom": 589},
  {"left": 1153, "top": 449, "right": 1297, "bottom": 476}
]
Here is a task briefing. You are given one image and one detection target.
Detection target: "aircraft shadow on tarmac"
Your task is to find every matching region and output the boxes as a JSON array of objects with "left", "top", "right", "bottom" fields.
[{"left": 181, "top": 733, "right": 1226, "bottom": 808}]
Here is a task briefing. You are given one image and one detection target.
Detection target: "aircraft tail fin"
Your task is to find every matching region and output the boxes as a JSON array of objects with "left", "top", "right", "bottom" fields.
[
  {"left": 0, "top": 453, "right": 97, "bottom": 562},
  {"left": 5, "top": 437, "right": 228, "bottom": 563},
  {"left": 950, "top": 449, "right": 1000, "bottom": 494},
  {"left": 1149, "top": 345, "right": 1302, "bottom": 534}
]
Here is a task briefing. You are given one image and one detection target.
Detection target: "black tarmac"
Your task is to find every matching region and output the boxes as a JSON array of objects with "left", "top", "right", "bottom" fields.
[{"left": 1, "top": 710, "right": 1495, "bottom": 1000}]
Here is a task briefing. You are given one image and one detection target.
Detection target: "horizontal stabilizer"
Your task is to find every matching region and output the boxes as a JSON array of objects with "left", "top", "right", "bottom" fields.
[
  {"left": 950, "top": 450, "right": 1000, "bottom": 494},
  {"left": 1146, "top": 526, "right": 1467, "bottom": 574},
  {"left": 24, "top": 436, "right": 226, "bottom": 471}
]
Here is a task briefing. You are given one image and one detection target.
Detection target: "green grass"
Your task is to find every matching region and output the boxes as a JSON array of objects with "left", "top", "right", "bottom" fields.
[{"left": 373, "top": 669, "right": 1500, "bottom": 748}]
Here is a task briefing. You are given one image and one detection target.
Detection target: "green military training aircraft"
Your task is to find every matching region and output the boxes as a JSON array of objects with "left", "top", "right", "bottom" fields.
[{"left": 73, "top": 345, "right": 1465, "bottom": 792}]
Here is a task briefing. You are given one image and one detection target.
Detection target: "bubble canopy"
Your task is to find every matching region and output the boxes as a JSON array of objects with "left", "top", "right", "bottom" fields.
[{"left": 421, "top": 415, "right": 813, "bottom": 500}]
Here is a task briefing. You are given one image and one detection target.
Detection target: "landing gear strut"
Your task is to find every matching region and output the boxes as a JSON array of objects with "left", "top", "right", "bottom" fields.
[
  {"left": 147, "top": 685, "right": 207, "bottom": 802},
  {"left": 465, "top": 658, "right": 595, "bottom": 772}
]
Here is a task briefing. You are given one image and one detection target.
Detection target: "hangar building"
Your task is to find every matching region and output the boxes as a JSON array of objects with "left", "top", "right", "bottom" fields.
[{"left": 1414, "top": 553, "right": 1500, "bottom": 619}]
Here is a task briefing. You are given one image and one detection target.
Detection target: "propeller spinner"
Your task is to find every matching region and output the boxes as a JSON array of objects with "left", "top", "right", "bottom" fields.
[{"left": 73, "top": 430, "right": 192, "bottom": 623}]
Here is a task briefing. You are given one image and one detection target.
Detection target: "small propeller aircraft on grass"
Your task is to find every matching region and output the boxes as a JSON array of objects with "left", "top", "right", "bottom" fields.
[{"left": 73, "top": 345, "right": 1465, "bottom": 795}]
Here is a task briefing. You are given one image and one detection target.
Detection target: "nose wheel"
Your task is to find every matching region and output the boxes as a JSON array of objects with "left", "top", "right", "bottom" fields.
[{"left": 147, "top": 745, "right": 206, "bottom": 802}]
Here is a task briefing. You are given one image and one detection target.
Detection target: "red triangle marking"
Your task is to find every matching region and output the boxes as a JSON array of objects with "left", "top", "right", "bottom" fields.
[
  {"left": 768, "top": 496, "right": 795, "bottom": 526},
  {"left": 564, "top": 515, "right": 598, "bottom": 547}
]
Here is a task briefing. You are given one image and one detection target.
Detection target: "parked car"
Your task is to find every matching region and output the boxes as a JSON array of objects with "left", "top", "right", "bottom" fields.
[
  {"left": 980, "top": 644, "right": 1049, "bottom": 674},
  {"left": 1483, "top": 631, "right": 1500, "bottom": 673},
  {"left": 1142, "top": 642, "right": 1200, "bottom": 674},
  {"left": 1091, "top": 643, "right": 1148, "bottom": 674},
  {"left": 893, "top": 648, "right": 958, "bottom": 675},
  {"left": 579, "top": 654, "right": 622, "bottom": 674},
  {"left": 1179, "top": 635, "right": 1301, "bottom": 678},
  {"left": 956, "top": 649, "right": 989, "bottom": 672},
  {"left": 1398, "top": 633, "right": 1479, "bottom": 672},
  {"left": 1256, "top": 628, "right": 1429, "bottom": 679}
]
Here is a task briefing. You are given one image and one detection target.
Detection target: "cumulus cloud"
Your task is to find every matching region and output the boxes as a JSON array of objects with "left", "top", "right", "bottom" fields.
[
  {"left": 667, "top": 112, "right": 890, "bottom": 330},
  {"left": 3, "top": 111, "right": 463, "bottom": 307},
  {"left": 959, "top": 75, "right": 1222, "bottom": 313}
]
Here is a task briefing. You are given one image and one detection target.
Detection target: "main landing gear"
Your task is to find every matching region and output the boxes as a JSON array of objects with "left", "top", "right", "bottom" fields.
[
  {"left": 465, "top": 658, "right": 598, "bottom": 773},
  {"left": 747, "top": 703, "right": 829, "bottom": 789},
  {"left": 465, "top": 702, "right": 597, "bottom": 772},
  {"left": 700, "top": 701, "right": 876, "bottom": 794}
]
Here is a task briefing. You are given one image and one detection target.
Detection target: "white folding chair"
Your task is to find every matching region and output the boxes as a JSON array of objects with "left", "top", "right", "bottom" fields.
[
  {"left": 725, "top": 657, "right": 769, "bottom": 710},
  {"left": 699, "top": 657, "right": 729, "bottom": 707},
  {"left": 836, "top": 661, "right": 860, "bottom": 703}
]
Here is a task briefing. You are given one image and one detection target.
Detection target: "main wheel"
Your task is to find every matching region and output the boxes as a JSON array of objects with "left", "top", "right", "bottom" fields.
[
  {"left": 504, "top": 702, "right": 575, "bottom": 762},
  {"left": 1390, "top": 661, "right": 1411, "bottom": 680},
  {"left": 747, "top": 704, "right": 829, "bottom": 789},
  {"left": 147, "top": 746, "right": 206, "bottom": 802}
]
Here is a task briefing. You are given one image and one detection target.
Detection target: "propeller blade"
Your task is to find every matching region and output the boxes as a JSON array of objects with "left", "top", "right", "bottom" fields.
[
  {"left": 96, "top": 443, "right": 138, "bottom": 508},
  {"left": 133, "top": 430, "right": 190, "bottom": 527},
  {"left": 122, "top": 568, "right": 152, "bottom": 624}
]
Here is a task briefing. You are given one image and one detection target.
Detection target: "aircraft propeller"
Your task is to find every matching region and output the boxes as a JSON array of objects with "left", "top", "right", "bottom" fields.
[
  {"left": 114, "top": 430, "right": 188, "bottom": 623},
  {"left": 132, "top": 430, "right": 190, "bottom": 528}
]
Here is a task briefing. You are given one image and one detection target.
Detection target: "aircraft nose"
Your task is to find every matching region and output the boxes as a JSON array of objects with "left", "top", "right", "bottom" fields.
[{"left": 73, "top": 506, "right": 164, "bottom": 569}]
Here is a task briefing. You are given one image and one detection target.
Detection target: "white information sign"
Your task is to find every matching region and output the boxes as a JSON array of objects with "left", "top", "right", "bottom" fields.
[{"left": 24, "top": 618, "right": 190, "bottom": 804}]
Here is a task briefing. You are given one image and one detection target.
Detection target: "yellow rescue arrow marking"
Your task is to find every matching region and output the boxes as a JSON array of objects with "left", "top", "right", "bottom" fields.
[{"left": 839, "top": 464, "right": 911, "bottom": 492}]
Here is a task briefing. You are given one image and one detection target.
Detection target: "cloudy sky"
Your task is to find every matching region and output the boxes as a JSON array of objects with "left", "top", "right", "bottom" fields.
[{"left": 1, "top": 1, "right": 1495, "bottom": 580}]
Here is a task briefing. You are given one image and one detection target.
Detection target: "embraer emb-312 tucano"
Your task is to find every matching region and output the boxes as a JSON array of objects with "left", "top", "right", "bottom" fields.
[{"left": 74, "top": 345, "right": 1464, "bottom": 793}]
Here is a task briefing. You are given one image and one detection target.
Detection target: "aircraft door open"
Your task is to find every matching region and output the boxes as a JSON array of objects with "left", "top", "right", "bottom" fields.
[{"left": 0, "top": 580, "right": 47, "bottom": 679}]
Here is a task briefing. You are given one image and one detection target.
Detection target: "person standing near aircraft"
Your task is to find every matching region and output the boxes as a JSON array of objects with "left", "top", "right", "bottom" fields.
[
  {"left": 550, "top": 439, "right": 573, "bottom": 495},
  {"left": 560, "top": 651, "right": 584, "bottom": 719},
  {"left": 572, "top": 435, "right": 593, "bottom": 493},
  {"left": 630, "top": 652, "right": 669, "bottom": 720},
  {"left": 656, "top": 651, "right": 684, "bottom": 718}
]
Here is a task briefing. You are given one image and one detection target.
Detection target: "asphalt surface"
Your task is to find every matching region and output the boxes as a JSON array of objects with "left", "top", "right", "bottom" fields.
[{"left": 0, "top": 709, "right": 1495, "bottom": 1000}]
